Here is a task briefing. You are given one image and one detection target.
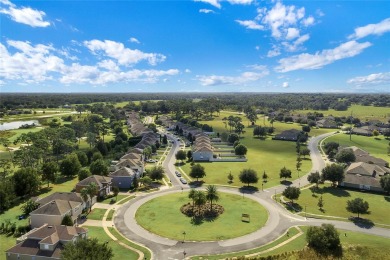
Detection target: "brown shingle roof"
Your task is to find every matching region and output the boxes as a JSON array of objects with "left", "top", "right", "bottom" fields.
[
  {"left": 76, "top": 175, "right": 112, "bottom": 188},
  {"left": 346, "top": 162, "right": 390, "bottom": 177},
  {"left": 109, "top": 167, "right": 136, "bottom": 177},
  {"left": 34, "top": 192, "right": 83, "bottom": 206},
  {"left": 31, "top": 200, "right": 81, "bottom": 216}
]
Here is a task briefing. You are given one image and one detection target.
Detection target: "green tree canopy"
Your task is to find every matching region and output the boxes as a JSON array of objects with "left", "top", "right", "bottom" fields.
[
  {"left": 41, "top": 161, "right": 59, "bottom": 187},
  {"left": 22, "top": 199, "right": 39, "bottom": 216},
  {"left": 206, "top": 185, "right": 219, "bottom": 211},
  {"left": 61, "top": 215, "right": 74, "bottom": 226},
  {"left": 13, "top": 167, "right": 40, "bottom": 197},
  {"left": 234, "top": 144, "right": 248, "bottom": 157},
  {"left": 78, "top": 168, "right": 91, "bottom": 181},
  {"left": 60, "top": 153, "right": 81, "bottom": 177},
  {"left": 306, "top": 224, "right": 341, "bottom": 255},
  {"left": 189, "top": 164, "right": 206, "bottom": 181},
  {"left": 282, "top": 186, "right": 301, "bottom": 204},
  {"left": 61, "top": 238, "right": 113, "bottom": 260},
  {"left": 147, "top": 166, "right": 164, "bottom": 181},
  {"left": 279, "top": 167, "right": 292, "bottom": 180},
  {"left": 321, "top": 164, "right": 345, "bottom": 187},
  {"left": 335, "top": 148, "right": 356, "bottom": 164},
  {"left": 307, "top": 171, "right": 321, "bottom": 188},
  {"left": 346, "top": 198, "right": 369, "bottom": 218},
  {"left": 175, "top": 150, "right": 187, "bottom": 163},
  {"left": 239, "top": 168, "right": 259, "bottom": 187},
  {"left": 89, "top": 159, "right": 108, "bottom": 176},
  {"left": 380, "top": 175, "right": 390, "bottom": 194}
]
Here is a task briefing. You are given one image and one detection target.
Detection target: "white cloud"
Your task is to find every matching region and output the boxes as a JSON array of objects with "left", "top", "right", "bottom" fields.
[
  {"left": 267, "top": 45, "right": 281, "bottom": 57},
  {"left": 347, "top": 72, "right": 390, "bottom": 86},
  {"left": 302, "top": 16, "right": 315, "bottom": 27},
  {"left": 349, "top": 18, "right": 390, "bottom": 39},
  {"left": 282, "top": 82, "right": 289, "bottom": 88},
  {"left": 185, "top": 69, "right": 191, "bottom": 73},
  {"left": 194, "top": 0, "right": 221, "bottom": 9},
  {"left": 0, "top": 0, "right": 50, "bottom": 27},
  {"left": 227, "top": 0, "right": 253, "bottom": 5},
  {"left": 84, "top": 39, "right": 166, "bottom": 66},
  {"left": 255, "top": 45, "right": 260, "bottom": 50},
  {"left": 130, "top": 37, "right": 140, "bottom": 44},
  {"left": 282, "top": 33, "right": 310, "bottom": 52},
  {"left": 197, "top": 66, "right": 269, "bottom": 86},
  {"left": 199, "top": 9, "right": 215, "bottom": 14},
  {"left": 275, "top": 40, "right": 372, "bottom": 72},
  {"left": 286, "top": 28, "right": 300, "bottom": 40},
  {"left": 0, "top": 39, "right": 179, "bottom": 86},
  {"left": 236, "top": 20, "right": 264, "bottom": 30}
]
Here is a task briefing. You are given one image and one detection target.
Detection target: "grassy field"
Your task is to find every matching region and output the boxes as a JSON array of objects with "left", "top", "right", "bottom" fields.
[
  {"left": 116, "top": 195, "right": 135, "bottom": 205},
  {"left": 193, "top": 226, "right": 390, "bottom": 259},
  {"left": 180, "top": 111, "right": 334, "bottom": 189},
  {"left": 84, "top": 226, "right": 140, "bottom": 260},
  {"left": 323, "top": 133, "right": 390, "bottom": 161},
  {"left": 135, "top": 192, "right": 268, "bottom": 241},
  {"left": 98, "top": 194, "right": 128, "bottom": 204},
  {"left": 294, "top": 104, "right": 390, "bottom": 122},
  {"left": 292, "top": 184, "right": 390, "bottom": 225},
  {"left": 0, "top": 233, "right": 17, "bottom": 260}
]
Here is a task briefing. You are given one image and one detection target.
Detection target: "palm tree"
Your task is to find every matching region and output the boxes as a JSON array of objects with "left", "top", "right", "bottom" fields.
[
  {"left": 206, "top": 185, "right": 219, "bottom": 212},
  {"left": 80, "top": 188, "right": 89, "bottom": 211},
  {"left": 188, "top": 189, "right": 196, "bottom": 211},
  {"left": 194, "top": 191, "right": 206, "bottom": 216},
  {"left": 86, "top": 183, "right": 98, "bottom": 212}
]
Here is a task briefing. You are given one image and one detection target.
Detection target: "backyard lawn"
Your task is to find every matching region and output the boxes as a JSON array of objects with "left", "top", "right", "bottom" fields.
[
  {"left": 291, "top": 184, "right": 390, "bottom": 225},
  {"left": 87, "top": 208, "right": 107, "bottom": 220},
  {"left": 136, "top": 192, "right": 268, "bottom": 241}
]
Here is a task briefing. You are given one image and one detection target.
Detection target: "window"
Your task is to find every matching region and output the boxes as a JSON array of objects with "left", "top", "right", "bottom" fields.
[{"left": 44, "top": 244, "right": 49, "bottom": 250}]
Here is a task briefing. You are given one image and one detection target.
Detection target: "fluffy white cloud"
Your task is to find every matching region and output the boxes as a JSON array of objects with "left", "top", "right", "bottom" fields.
[
  {"left": 286, "top": 28, "right": 300, "bottom": 40},
  {"left": 275, "top": 40, "right": 372, "bottom": 72},
  {"left": 185, "top": 69, "right": 191, "bottom": 73},
  {"left": 0, "top": 39, "right": 179, "bottom": 85},
  {"left": 199, "top": 9, "right": 215, "bottom": 14},
  {"left": 130, "top": 37, "right": 140, "bottom": 44},
  {"left": 0, "top": 0, "right": 50, "bottom": 27},
  {"left": 194, "top": 0, "right": 221, "bottom": 9},
  {"left": 235, "top": 20, "right": 264, "bottom": 30},
  {"left": 349, "top": 18, "right": 390, "bottom": 39},
  {"left": 282, "top": 33, "right": 309, "bottom": 51},
  {"left": 197, "top": 66, "right": 269, "bottom": 86},
  {"left": 302, "top": 16, "right": 315, "bottom": 27},
  {"left": 282, "top": 82, "right": 289, "bottom": 88},
  {"left": 347, "top": 72, "right": 390, "bottom": 86},
  {"left": 84, "top": 40, "right": 166, "bottom": 66},
  {"left": 267, "top": 45, "right": 281, "bottom": 57},
  {"left": 227, "top": 0, "right": 253, "bottom": 5}
]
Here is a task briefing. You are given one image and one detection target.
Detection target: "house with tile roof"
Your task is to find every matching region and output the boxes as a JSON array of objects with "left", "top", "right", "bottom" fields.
[
  {"left": 75, "top": 175, "right": 112, "bottom": 198},
  {"left": 5, "top": 224, "right": 87, "bottom": 260},
  {"left": 109, "top": 167, "right": 140, "bottom": 189},
  {"left": 273, "top": 129, "right": 302, "bottom": 141}
]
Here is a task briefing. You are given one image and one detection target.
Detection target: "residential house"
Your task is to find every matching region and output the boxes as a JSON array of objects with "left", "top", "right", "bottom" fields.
[
  {"left": 273, "top": 129, "right": 301, "bottom": 141},
  {"left": 75, "top": 175, "right": 112, "bottom": 198},
  {"left": 192, "top": 134, "right": 214, "bottom": 161},
  {"left": 6, "top": 224, "right": 87, "bottom": 260},
  {"left": 351, "top": 127, "right": 373, "bottom": 136},
  {"left": 316, "top": 118, "right": 339, "bottom": 128},
  {"left": 30, "top": 199, "right": 83, "bottom": 228},
  {"left": 33, "top": 192, "right": 84, "bottom": 209},
  {"left": 342, "top": 146, "right": 389, "bottom": 167},
  {"left": 109, "top": 167, "right": 140, "bottom": 189},
  {"left": 339, "top": 162, "right": 390, "bottom": 192}
]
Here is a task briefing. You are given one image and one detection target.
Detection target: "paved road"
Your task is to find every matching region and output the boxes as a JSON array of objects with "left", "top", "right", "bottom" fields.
[{"left": 114, "top": 132, "right": 390, "bottom": 259}]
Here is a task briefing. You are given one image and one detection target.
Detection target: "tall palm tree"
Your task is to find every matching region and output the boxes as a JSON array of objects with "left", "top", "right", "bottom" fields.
[
  {"left": 188, "top": 189, "right": 196, "bottom": 211},
  {"left": 194, "top": 191, "right": 206, "bottom": 216},
  {"left": 80, "top": 188, "right": 89, "bottom": 210},
  {"left": 206, "top": 185, "right": 219, "bottom": 212},
  {"left": 86, "top": 183, "right": 98, "bottom": 212}
]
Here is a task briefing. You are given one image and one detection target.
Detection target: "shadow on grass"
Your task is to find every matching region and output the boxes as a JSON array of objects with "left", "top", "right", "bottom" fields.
[
  {"left": 384, "top": 196, "right": 390, "bottom": 203},
  {"left": 350, "top": 217, "right": 375, "bottom": 229},
  {"left": 189, "top": 181, "right": 204, "bottom": 188},
  {"left": 280, "top": 180, "right": 292, "bottom": 186},
  {"left": 285, "top": 202, "right": 303, "bottom": 212},
  {"left": 318, "top": 187, "right": 351, "bottom": 197},
  {"left": 239, "top": 186, "right": 259, "bottom": 194}
]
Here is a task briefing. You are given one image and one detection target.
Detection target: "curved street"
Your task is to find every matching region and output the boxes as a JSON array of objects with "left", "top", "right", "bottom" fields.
[{"left": 114, "top": 132, "right": 390, "bottom": 259}]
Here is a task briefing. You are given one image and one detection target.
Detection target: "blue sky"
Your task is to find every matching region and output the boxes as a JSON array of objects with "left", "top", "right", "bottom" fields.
[{"left": 1, "top": 0, "right": 389, "bottom": 93}]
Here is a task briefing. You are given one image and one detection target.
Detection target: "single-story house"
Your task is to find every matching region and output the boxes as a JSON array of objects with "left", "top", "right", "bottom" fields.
[
  {"left": 351, "top": 127, "right": 373, "bottom": 136},
  {"left": 273, "top": 129, "right": 301, "bottom": 141},
  {"left": 75, "top": 175, "right": 112, "bottom": 198},
  {"left": 30, "top": 199, "right": 83, "bottom": 228},
  {"left": 6, "top": 224, "right": 87, "bottom": 260},
  {"left": 109, "top": 167, "right": 140, "bottom": 189},
  {"left": 316, "top": 118, "right": 338, "bottom": 128},
  {"left": 339, "top": 162, "right": 390, "bottom": 192}
]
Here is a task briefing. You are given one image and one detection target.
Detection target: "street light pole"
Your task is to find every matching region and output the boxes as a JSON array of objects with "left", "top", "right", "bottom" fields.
[{"left": 182, "top": 231, "right": 186, "bottom": 243}]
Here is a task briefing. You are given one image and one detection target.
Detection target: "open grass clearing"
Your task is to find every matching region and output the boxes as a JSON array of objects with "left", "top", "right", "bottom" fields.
[
  {"left": 291, "top": 184, "right": 390, "bottom": 225},
  {"left": 98, "top": 194, "right": 128, "bottom": 204},
  {"left": 324, "top": 133, "right": 390, "bottom": 161},
  {"left": 106, "top": 209, "right": 115, "bottom": 221},
  {"left": 180, "top": 111, "right": 334, "bottom": 189},
  {"left": 84, "top": 226, "right": 139, "bottom": 260},
  {"left": 135, "top": 192, "right": 268, "bottom": 241},
  {"left": 116, "top": 195, "right": 135, "bottom": 205}
]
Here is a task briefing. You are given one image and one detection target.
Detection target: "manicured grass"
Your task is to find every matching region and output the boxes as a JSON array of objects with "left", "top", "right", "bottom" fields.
[
  {"left": 192, "top": 226, "right": 301, "bottom": 260},
  {"left": 135, "top": 192, "right": 268, "bottom": 241},
  {"left": 324, "top": 133, "right": 390, "bottom": 161},
  {"left": 117, "top": 195, "right": 135, "bottom": 205},
  {"left": 180, "top": 111, "right": 333, "bottom": 188},
  {"left": 294, "top": 104, "right": 390, "bottom": 122},
  {"left": 87, "top": 208, "right": 107, "bottom": 220},
  {"left": 106, "top": 209, "right": 115, "bottom": 221},
  {"left": 98, "top": 195, "right": 128, "bottom": 204},
  {"left": 293, "top": 184, "right": 390, "bottom": 225},
  {"left": 0, "top": 234, "right": 18, "bottom": 260},
  {"left": 109, "top": 227, "right": 152, "bottom": 260},
  {"left": 84, "top": 226, "right": 139, "bottom": 260}
]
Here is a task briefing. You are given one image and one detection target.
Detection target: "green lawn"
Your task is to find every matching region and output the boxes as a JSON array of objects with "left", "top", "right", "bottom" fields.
[
  {"left": 293, "top": 184, "right": 390, "bottom": 225},
  {"left": 180, "top": 111, "right": 334, "bottom": 189},
  {"left": 108, "top": 227, "right": 152, "bottom": 260},
  {"left": 87, "top": 208, "right": 107, "bottom": 220},
  {"left": 192, "top": 226, "right": 301, "bottom": 260},
  {"left": 84, "top": 226, "right": 139, "bottom": 260},
  {"left": 106, "top": 210, "right": 115, "bottom": 221},
  {"left": 324, "top": 133, "right": 390, "bottom": 161},
  {"left": 135, "top": 192, "right": 268, "bottom": 241},
  {"left": 294, "top": 104, "right": 390, "bottom": 122},
  {"left": 116, "top": 195, "right": 135, "bottom": 205},
  {"left": 0, "top": 234, "right": 17, "bottom": 260},
  {"left": 98, "top": 194, "right": 128, "bottom": 204}
]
